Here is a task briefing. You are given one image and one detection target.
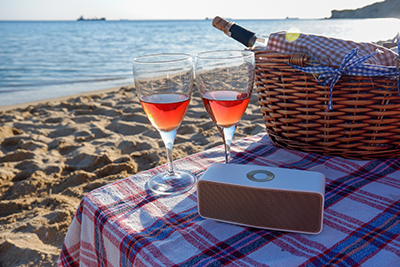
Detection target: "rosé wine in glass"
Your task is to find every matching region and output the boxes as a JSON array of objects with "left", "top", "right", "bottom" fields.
[
  {"left": 133, "top": 53, "right": 196, "bottom": 195},
  {"left": 140, "top": 93, "right": 190, "bottom": 132},
  {"left": 195, "top": 50, "right": 255, "bottom": 163},
  {"left": 201, "top": 91, "right": 250, "bottom": 128}
]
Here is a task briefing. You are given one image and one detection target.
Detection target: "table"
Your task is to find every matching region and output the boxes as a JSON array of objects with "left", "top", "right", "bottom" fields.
[{"left": 58, "top": 133, "right": 400, "bottom": 266}]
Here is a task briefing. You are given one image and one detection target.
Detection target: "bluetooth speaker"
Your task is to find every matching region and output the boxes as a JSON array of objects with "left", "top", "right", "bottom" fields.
[{"left": 197, "top": 163, "right": 325, "bottom": 234}]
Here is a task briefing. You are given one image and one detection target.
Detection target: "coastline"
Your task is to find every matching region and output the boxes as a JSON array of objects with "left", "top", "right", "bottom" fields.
[
  {"left": 0, "top": 85, "right": 266, "bottom": 266},
  {"left": 0, "top": 85, "right": 128, "bottom": 113}
]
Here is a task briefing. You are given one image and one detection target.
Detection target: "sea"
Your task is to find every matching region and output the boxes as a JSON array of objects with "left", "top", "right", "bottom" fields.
[{"left": 1, "top": 18, "right": 400, "bottom": 107}]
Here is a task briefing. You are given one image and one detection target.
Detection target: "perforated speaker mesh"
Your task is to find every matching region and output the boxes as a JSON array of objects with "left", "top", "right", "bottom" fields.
[{"left": 198, "top": 181, "right": 323, "bottom": 233}]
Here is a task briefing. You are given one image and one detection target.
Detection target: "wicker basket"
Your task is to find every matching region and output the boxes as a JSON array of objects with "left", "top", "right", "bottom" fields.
[{"left": 253, "top": 50, "right": 400, "bottom": 160}]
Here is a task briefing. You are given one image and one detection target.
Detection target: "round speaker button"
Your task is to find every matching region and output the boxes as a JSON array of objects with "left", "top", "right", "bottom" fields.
[{"left": 246, "top": 170, "right": 275, "bottom": 182}]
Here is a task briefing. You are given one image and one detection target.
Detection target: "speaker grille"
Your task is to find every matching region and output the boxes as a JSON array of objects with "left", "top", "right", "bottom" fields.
[{"left": 198, "top": 181, "right": 323, "bottom": 233}]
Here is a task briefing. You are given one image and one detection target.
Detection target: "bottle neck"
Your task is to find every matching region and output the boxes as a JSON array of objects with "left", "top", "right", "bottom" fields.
[
  {"left": 229, "top": 24, "right": 256, "bottom": 47},
  {"left": 212, "top": 16, "right": 267, "bottom": 48},
  {"left": 251, "top": 35, "right": 268, "bottom": 48}
]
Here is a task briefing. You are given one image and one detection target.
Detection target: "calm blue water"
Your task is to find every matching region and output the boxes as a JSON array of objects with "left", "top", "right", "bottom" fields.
[{"left": 1, "top": 18, "right": 400, "bottom": 107}]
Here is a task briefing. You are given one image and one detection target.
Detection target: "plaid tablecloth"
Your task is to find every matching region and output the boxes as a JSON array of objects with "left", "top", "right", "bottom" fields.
[{"left": 58, "top": 133, "right": 400, "bottom": 266}]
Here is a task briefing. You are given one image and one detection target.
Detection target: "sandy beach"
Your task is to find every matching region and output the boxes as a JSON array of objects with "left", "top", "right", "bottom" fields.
[{"left": 0, "top": 85, "right": 266, "bottom": 266}]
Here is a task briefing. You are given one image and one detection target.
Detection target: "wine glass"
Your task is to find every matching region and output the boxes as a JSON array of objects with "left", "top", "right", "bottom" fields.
[
  {"left": 133, "top": 53, "right": 196, "bottom": 195},
  {"left": 195, "top": 50, "right": 255, "bottom": 163}
]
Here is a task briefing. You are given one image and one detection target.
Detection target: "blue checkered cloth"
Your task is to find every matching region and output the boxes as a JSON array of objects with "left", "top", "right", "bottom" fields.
[{"left": 289, "top": 48, "right": 400, "bottom": 110}]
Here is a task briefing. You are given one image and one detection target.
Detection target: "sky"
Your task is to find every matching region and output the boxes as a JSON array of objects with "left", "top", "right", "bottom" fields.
[{"left": 0, "top": 0, "right": 383, "bottom": 21}]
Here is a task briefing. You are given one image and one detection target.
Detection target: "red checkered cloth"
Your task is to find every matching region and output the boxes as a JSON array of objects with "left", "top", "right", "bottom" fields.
[
  {"left": 58, "top": 133, "right": 400, "bottom": 266},
  {"left": 267, "top": 31, "right": 398, "bottom": 67}
]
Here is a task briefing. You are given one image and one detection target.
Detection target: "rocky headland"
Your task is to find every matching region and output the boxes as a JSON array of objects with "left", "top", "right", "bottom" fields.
[{"left": 330, "top": 0, "right": 400, "bottom": 19}]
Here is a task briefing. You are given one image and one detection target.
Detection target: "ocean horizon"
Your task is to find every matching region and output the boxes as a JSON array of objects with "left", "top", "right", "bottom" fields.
[{"left": 1, "top": 18, "right": 400, "bottom": 107}]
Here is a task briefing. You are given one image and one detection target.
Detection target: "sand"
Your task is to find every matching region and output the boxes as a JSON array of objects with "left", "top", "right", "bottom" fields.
[{"left": 0, "top": 85, "right": 266, "bottom": 266}]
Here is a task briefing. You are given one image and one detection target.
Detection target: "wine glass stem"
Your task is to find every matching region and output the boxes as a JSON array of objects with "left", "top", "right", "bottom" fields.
[
  {"left": 219, "top": 125, "right": 236, "bottom": 164},
  {"left": 165, "top": 145, "right": 175, "bottom": 176},
  {"left": 159, "top": 129, "right": 177, "bottom": 176},
  {"left": 224, "top": 141, "right": 231, "bottom": 164}
]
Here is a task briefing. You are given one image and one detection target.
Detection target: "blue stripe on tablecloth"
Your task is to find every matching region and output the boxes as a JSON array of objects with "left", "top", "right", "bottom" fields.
[
  {"left": 94, "top": 190, "right": 160, "bottom": 267},
  {"left": 58, "top": 243, "right": 80, "bottom": 267},
  {"left": 178, "top": 228, "right": 282, "bottom": 266},
  {"left": 304, "top": 201, "right": 400, "bottom": 266},
  {"left": 232, "top": 142, "right": 280, "bottom": 165},
  {"left": 280, "top": 153, "right": 331, "bottom": 170},
  {"left": 325, "top": 159, "right": 400, "bottom": 208},
  {"left": 75, "top": 201, "right": 84, "bottom": 224},
  {"left": 95, "top": 190, "right": 158, "bottom": 230},
  {"left": 94, "top": 219, "right": 108, "bottom": 267},
  {"left": 120, "top": 207, "right": 202, "bottom": 267}
]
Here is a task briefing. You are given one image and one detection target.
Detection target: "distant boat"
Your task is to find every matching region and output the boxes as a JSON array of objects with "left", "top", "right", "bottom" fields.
[{"left": 77, "top": 16, "right": 106, "bottom": 21}]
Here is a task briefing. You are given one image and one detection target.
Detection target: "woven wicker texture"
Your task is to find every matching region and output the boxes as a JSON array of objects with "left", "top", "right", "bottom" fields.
[{"left": 254, "top": 50, "right": 400, "bottom": 160}]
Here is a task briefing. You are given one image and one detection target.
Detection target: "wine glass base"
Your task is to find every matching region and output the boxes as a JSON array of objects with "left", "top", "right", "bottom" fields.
[{"left": 146, "top": 170, "right": 196, "bottom": 195}]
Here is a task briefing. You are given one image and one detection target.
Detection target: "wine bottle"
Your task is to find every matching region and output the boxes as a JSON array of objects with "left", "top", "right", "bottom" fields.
[{"left": 212, "top": 16, "right": 268, "bottom": 48}]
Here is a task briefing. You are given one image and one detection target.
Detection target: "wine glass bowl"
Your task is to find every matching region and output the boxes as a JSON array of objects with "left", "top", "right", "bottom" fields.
[
  {"left": 133, "top": 53, "right": 196, "bottom": 195},
  {"left": 195, "top": 50, "right": 255, "bottom": 163}
]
